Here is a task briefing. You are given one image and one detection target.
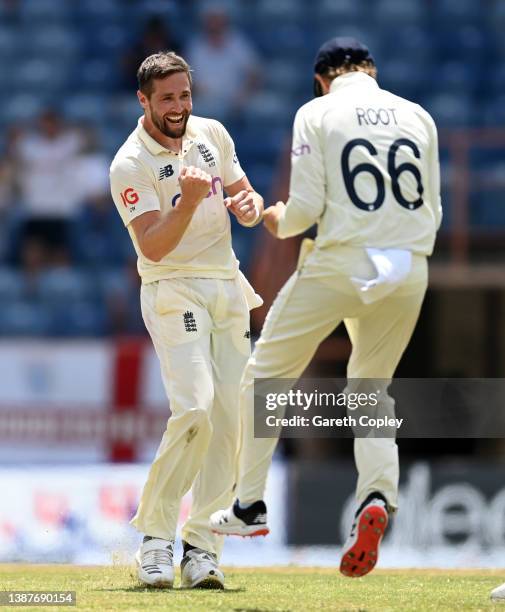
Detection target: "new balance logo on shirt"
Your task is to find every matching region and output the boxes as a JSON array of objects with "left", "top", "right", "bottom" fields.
[{"left": 159, "top": 164, "right": 174, "bottom": 180}]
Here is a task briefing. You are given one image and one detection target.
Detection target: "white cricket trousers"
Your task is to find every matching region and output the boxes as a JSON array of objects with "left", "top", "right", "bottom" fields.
[
  {"left": 236, "top": 245, "right": 428, "bottom": 511},
  {"left": 131, "top": 276, "right": 253, "bottom": 556}
]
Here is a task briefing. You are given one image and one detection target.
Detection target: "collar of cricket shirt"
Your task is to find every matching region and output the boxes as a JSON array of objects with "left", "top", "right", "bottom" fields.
[
  {"left": 137, "top": 116, "right": 196, "bottom": 157},
  {"left": 329, "top": 71, "right": 379, "bottom": 94}
]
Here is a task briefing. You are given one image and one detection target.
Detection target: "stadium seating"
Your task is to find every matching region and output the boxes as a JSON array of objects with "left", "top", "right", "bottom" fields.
[
  {"left": 0, "top": 0, "right": 502, "bottom": 337},
  {"left": 0, "top": 299, "right": 52, "bottom": 336}
]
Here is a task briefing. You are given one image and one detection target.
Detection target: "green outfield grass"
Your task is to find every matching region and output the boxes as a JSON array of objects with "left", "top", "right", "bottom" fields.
[{"left": 0, "top": 565, "right": 503, "bottom": 611}]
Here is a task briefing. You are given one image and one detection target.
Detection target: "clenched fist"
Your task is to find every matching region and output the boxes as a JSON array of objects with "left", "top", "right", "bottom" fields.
[
  {"left": 225, "top": 189, "right": 260, "bottom": 226},
  {"left": 178, "top": 166, "right": 212, "bottom": 209}
]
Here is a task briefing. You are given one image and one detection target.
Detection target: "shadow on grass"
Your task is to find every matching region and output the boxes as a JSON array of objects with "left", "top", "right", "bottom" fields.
[
  {"left": 98, "top": 586, "right": 246, "bottom": 593},
  {"left": 233, "top": 609, "right": 292, "bottom": 612}
]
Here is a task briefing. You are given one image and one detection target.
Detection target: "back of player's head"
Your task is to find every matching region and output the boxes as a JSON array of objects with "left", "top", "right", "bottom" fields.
[
  {"left": 137, "top": 52, "right": 192, "bottom": 97},
  {"left": 313, "top": 36, "right": 377, "bottom": 96}
]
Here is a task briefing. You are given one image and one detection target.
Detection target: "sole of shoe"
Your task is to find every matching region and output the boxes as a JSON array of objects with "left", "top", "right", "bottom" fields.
[
  {"left": 339, "top": 504, "right": 388, "bottom": 578},
  {"left": 139, "top": 579, "right": 174, "bottom": 588},
  {"left": 136, "top": 571, "right": 174, "bottom": 589},
  {"left": 189, "top": 576, "right": 225, "bottom": 590},
  {"left": 211, "top": 526, "right": 270, "bottom": 537}
]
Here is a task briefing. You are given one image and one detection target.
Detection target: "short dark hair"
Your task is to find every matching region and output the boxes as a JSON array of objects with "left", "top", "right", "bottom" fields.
[
  {"left": 137, "top": 51, "right": 192, "bottom": 96},
  {"left": 322, "top": 58, "right": 377, "bottom": 81}
]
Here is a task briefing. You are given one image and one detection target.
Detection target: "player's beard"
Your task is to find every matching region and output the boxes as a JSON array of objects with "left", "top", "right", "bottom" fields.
[{"left": 151, "top": 106, "right": 190, "bottom": 139}]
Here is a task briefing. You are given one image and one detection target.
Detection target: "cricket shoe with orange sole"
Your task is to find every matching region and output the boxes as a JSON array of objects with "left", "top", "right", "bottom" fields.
[
  {"left": 210, "top": 499, "right": 270, "bottom": 537},
  {"left": 340, "top": 493, "right": 389, "bottom": 578}
]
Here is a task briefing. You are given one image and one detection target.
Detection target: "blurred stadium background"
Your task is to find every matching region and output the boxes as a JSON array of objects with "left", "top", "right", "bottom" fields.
[{"left": 1, "top": 0, "right": 505, "bottom": 569}]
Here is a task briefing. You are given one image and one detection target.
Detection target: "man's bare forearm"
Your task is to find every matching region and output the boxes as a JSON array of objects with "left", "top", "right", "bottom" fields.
[
  {"left": 134, "top": 166, "right": 212, "bottom": 262},
  {"left": 141, "top": 198, "right": 198, "bottom": 261}
]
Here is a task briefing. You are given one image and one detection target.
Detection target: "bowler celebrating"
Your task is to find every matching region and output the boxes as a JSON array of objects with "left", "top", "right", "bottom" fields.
[
  {"left": 211, "top": 37, "right": 441, "bottom": 578},
  {"left": 110, "top": 52, "right": 263, "bottom": 589}
]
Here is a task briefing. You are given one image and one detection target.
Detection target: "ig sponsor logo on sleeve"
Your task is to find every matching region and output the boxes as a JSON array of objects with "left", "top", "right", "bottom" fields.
[{"left": 120, "top": 188, "right": 139, "bottom": 212}]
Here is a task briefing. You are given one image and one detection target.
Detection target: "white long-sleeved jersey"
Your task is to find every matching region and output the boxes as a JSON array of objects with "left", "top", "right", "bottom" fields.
[{"left": 277, "top": 72, "right": 442, "bottom": 256}]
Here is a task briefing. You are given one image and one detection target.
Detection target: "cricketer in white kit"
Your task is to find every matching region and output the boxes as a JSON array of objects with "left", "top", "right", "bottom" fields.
[
  {"left": 211, "top": 37, "right": 442, "bottom": 578},
  {"left": 110, "top": 52, "right": 263, "bottom": 589}
]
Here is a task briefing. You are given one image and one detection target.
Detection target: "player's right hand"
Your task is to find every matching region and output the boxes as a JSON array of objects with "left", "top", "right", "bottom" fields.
[
  {"left": 178, "top": 166, "right": 212, "bottom": 208},
  {"left": 262, "top": 200, "right": 285, "bottom": 237}
]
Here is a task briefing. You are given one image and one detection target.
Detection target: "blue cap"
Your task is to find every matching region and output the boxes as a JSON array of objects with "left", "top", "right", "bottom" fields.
[{"left": 314, "top": 36, "right": 373, "bottom": 74}]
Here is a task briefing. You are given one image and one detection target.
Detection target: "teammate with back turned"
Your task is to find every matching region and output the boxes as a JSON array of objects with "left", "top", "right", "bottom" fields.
[
  {"left": 109, "top": 52, "right": 263, "bottom": 589},
  {"left": 211, "top": 37, "right": 442, "bottom": 578}
]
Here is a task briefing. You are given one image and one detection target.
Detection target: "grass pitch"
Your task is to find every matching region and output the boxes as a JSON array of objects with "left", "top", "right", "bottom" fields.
[{"left": 0, "top": 565, "right": 502, "bottom": 611}]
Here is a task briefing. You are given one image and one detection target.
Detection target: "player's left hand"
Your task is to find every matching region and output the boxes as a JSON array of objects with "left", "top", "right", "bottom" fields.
[{"left": 225, "top": 190, "right": 259, "bottom": 226}]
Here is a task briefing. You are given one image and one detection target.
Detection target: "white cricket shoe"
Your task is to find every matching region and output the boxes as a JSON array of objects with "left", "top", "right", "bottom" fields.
[
  {"left": 180, "top": 547, "right": 225, "bottom": 589},
  {"left": 135, "top": 537, "right": 174, "bottom": 588},
  {"left": 340, "top": 493, "right": 389, "bottom": 578},
  {"left": 210, "top": 499, "right": 270, "bottom": 537},
  {"left": 491, "top": 582, "right": 505, "bottom": 600}
]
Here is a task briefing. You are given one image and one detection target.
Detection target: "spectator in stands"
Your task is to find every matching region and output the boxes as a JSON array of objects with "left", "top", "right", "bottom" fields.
[
  {"left": 0, "top": 127, "right": 19, "bottom": 262},
  {"left": 103, "top": 258, "right": 145, "bottom": 336},
  {"left": 185, "top": 4, "right": 261, "bottom": 121},
  {"left": 2, "top": 0, "right": 20, "bottom": 22},
  {"left": 119, "top": 15, "right": 182, "bottom": 91},
  {"left": 12, "top": 109, "right": 85, "bottom": 265},
  {"left": 69, "top": 127, "right": 129, "bottom": 267},
  {"left": 19, "top": 237, "right": 46, "bottom": 297},
  {"left": 70, "top": 169, "right": 132, "bottom": 268}
]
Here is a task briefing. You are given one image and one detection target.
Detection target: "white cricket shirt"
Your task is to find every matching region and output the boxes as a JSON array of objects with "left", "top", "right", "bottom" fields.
[
  {"left": 110, "top": 115, "right": 245, "bottom": 283},
  {"left": 278, "top": 72, "right": 442, "bottom": 255}
]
